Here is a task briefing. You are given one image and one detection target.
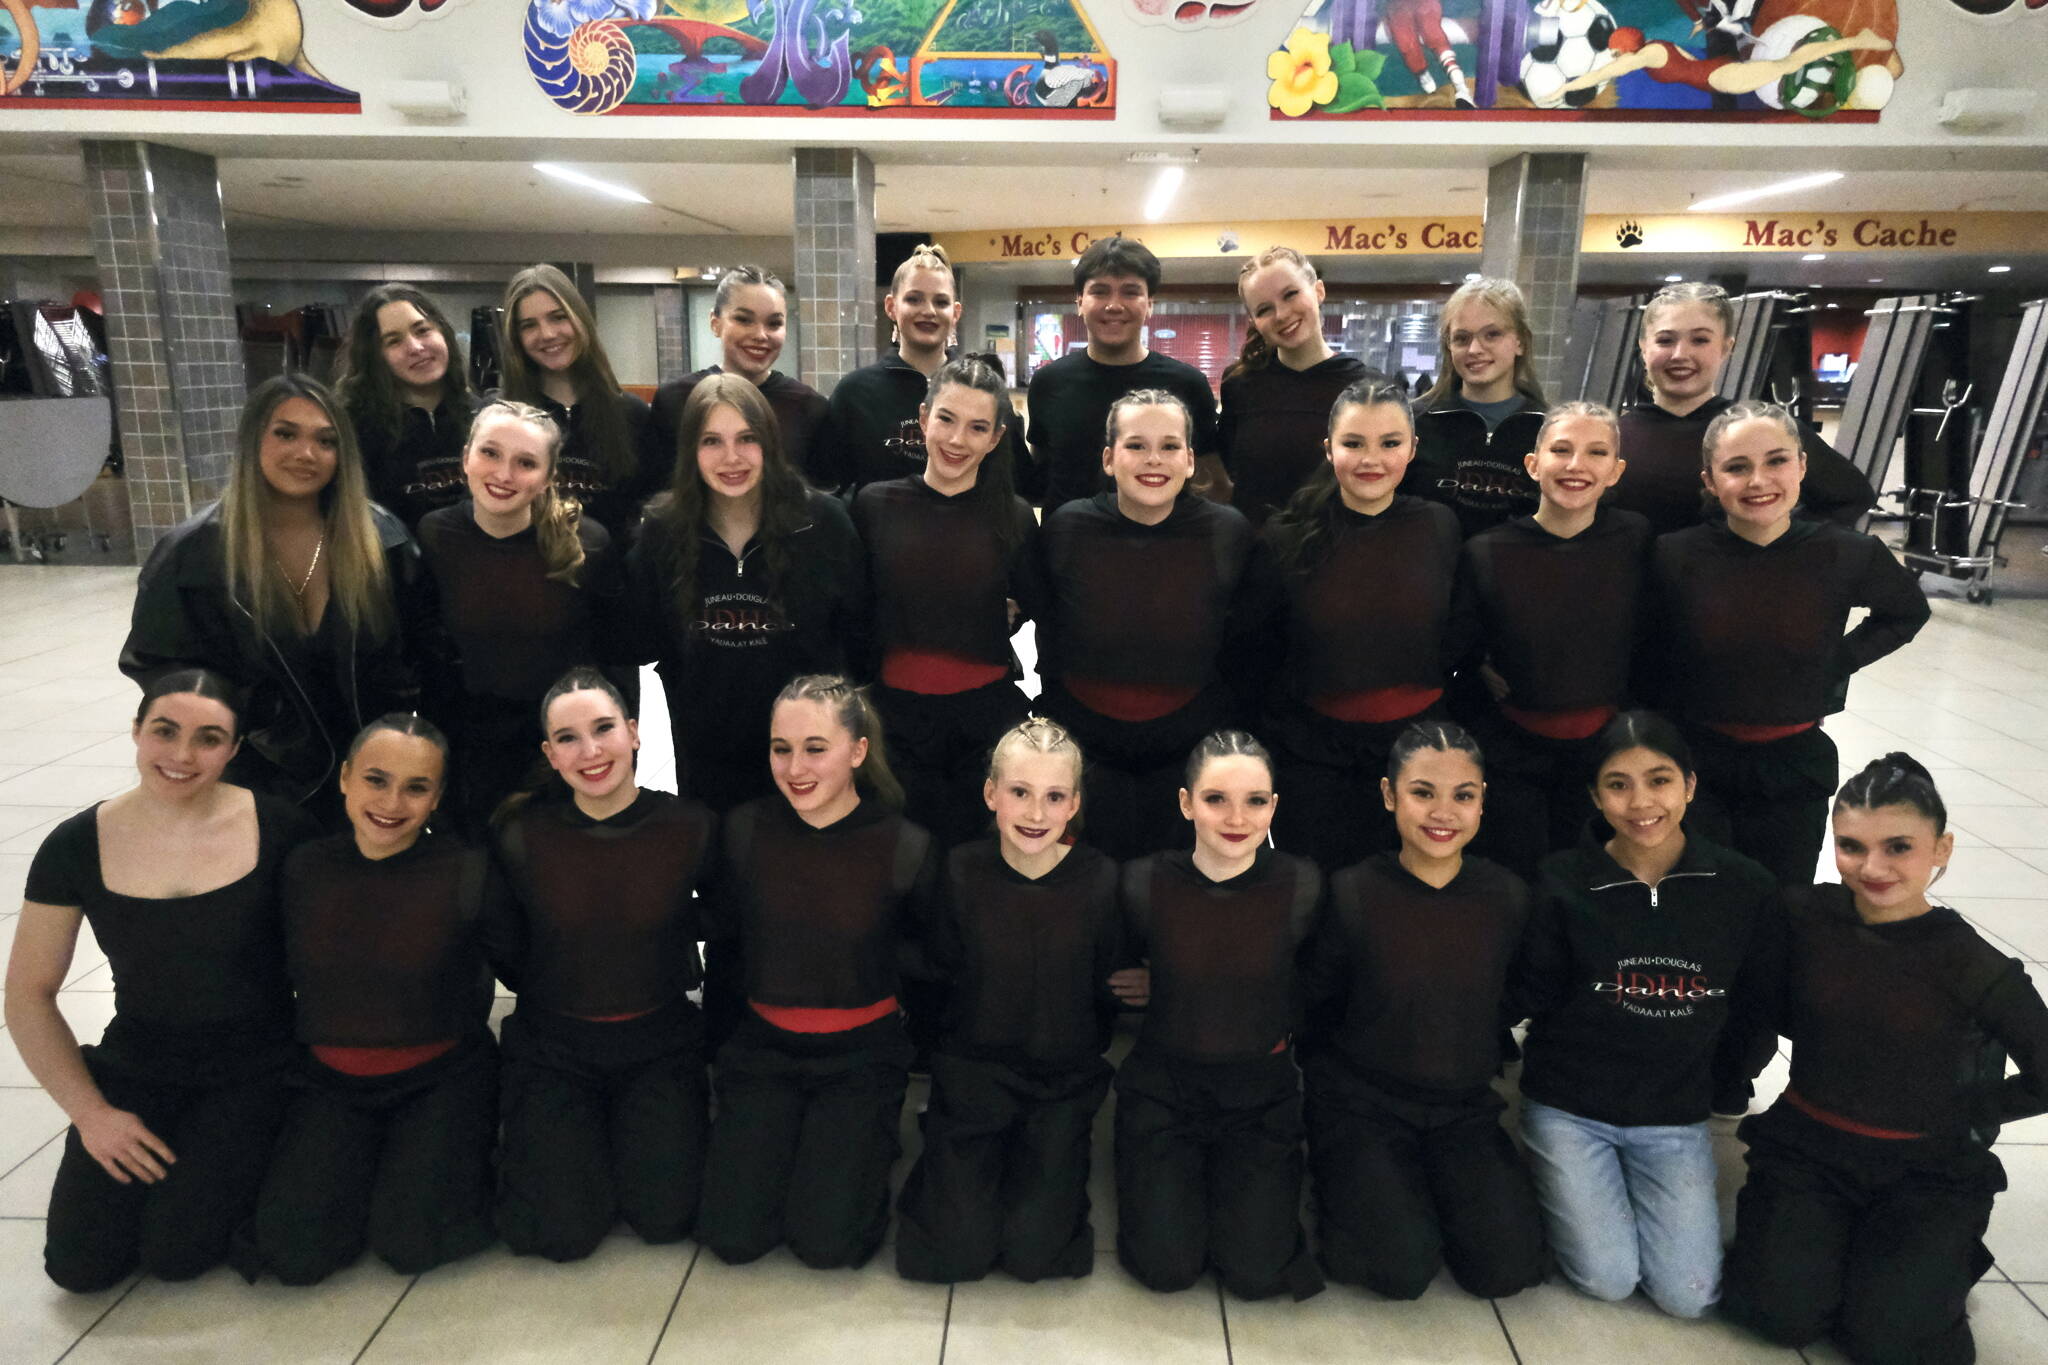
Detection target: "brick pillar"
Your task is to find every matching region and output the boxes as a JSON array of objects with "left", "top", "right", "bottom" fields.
[
  {"left": 82, "top": 141, "right": 244, "bottom": 556},
  {"left": 653, "top": 284, "right": 688, "bottom": 382},
  {"left": 793, "top": 148, "right": 876, "bottom": 393},
  {"left": 1479, "top": 152, "right": 1588, "bottom": 402}
]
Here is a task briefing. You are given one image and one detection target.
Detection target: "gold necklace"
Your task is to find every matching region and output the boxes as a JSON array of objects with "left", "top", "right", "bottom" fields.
[{"left": 282, "top": 532, "right": 326, "bottom": 598}]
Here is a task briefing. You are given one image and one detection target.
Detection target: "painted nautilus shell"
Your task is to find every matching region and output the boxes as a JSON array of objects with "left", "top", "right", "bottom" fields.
[{"left": 525, "top": 10, "right": 637, "bottom": 115}]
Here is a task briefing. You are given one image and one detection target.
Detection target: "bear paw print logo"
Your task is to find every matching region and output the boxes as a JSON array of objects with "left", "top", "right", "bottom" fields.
[{"left": 1615, "top": 220, "right": 1645, "bottom": 249}]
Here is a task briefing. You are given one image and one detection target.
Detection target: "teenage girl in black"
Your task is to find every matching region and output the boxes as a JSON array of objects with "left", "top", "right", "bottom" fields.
[
  {"left": 1254, "top": 378, "right": 1474, "bottom": 871},
  {"left": 1649, "top": 401, "right": 1929, "bottom": 886},
  {"left": 1302, "top": 722, "right": 1545, "bottom": 1301},
  {"left": 696, "top": 675, "right": 936, "bottom": 1270},
  {"left": 853, "top": 356, "right": 1041, "bottom": 848},
  {"left": 1613, "top": 281, "right": 1874, "bottom": 538},
  {"left": 1725, "top": 755, "right": 2048, "bottom": 1365},
  {"left": 499, "top": 263, "right": 663, "bottom": 540},
  {"left": 239, "top": 715, "right": 497, "bottom": 1284},
  {"left": 1461, "top": 401, "right": 1651, "bottom": 878},
  {"left": 650, "top": 266, "right": 833, "bottom": 488},
  {"left": 1406, "top": 276, "right": 1547, "bottom": 538},
  {"left": 625, "top": 373, "right": 869, "bottom": 816},
  {"left": 487, "top": 668, "right": 717, "bottom": 1262},
  {"left": 336, "top": 283, "right": 478, "bottom": 528},
  {"left": 1116, "top": 731, "right": 1324, "bottom": 1302},
  {"left": 896, "top": 718, "right": 1124, "bottom": 1284},
  {"left": 7, "top": 670, "right": 316, "bottom": 1291},
  {"left": 415, "top": 401, "right": 621, "bottom": 836},
  {"left": 1038, "top": 389, "right": 1258, "bottom": 860},
  {"left": 1220, "top": 245, "right": 1371, "bottom": 526}
]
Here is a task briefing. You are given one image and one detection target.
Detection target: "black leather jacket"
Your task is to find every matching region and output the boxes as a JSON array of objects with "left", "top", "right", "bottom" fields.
[{"left": 120, "top": 501, "right": 421, "bottom": 810}]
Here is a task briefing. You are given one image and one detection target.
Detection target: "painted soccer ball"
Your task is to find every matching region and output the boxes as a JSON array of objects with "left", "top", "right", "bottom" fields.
[
  {"left": 1520, "top": 0, "right": 1619, "bottom": 109},
  {"left": 1750, "top": 15, "right": 1855, "bottom": 115}
]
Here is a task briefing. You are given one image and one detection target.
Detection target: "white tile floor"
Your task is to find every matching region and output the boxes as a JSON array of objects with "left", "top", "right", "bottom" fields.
[{"left": 4, "top": 562, "right": 2048, "bottom": 1363}]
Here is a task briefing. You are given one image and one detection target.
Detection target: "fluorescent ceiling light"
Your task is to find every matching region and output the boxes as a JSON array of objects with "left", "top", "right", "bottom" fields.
[
  {"left": 1989, "top": 264, "right": 2013, "bottom": 273},
  {"left": 1144, "top": 166, "right": 1184, "bottom": 223},
  {"left": 1462, "top": 272, "right": 1482, "bottom": 282},
  {"left": 1686, "top": 171, "right": 1843, "bottom": 213},
  {"left": 533, "top": 163, "right": 650, "bottom": 204},
  {"left": 1663, "top": 274, "right": 1684, "bottom": 282},
  {"left": 1803, "top": 253, "right": 1827, "bottom": 261}
]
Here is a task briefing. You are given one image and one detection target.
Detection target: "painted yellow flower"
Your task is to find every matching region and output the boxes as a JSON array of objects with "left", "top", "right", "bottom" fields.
[{"left": 1267, "top": 28, "right": 1339, "bottom": 118}]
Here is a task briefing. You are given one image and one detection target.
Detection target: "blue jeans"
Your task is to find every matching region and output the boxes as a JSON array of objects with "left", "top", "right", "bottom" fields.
[{"left": 1519, "top": 1099, "right": 1721, "bottom": 1318}]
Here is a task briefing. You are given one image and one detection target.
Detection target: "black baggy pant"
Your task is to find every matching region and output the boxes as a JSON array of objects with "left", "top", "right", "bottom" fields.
[
  {"left": 875, "top": 680, "right": 1030, "bottom": 851},
  {"left": 1303, "top": 1051, "right": 1546, "bottom": 1300},
  {"left": 44, "top": 1020, "right": 290, "bottom": 1293},
  {"left": 896, "top": 1050, "right": 1112, "bottom": 1283},
  {"left": 494, "top": 998, "right": 709, "bottom": 1262},
  {"left": 238, "top": 1036, "right": 498, "bottom": 1284},
  {"left": 1039, "top": 681, "right": 1231, "bottom": 862},
  {"left": 1468, "top": 712, "right": 1602, "bottom": 880},
  {"left": 1267, "top": 702, "right": 1441, "bottom": 872},
  {"left": 1723, "top": 1105, "right": 2003, "bottom": 1365},
  {"left": 698, "top": 1011, "right": 913, "bottom": 1269},
  {"left": 1113, "top": 1043, "right": 1324, "bottom": 1301},
  {"left": 1684, "top": 724, "right": 1838, "bottom": 889}
]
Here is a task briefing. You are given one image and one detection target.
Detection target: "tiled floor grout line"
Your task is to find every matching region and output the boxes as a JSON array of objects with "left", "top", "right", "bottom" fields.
[
  {"left": 642, "top": 1243, "right": 700, "bottom": 1365},
  {"left": 347, "top": 1272, "right": 419, "bottom": 1365},
  {"left": 935, "top": 1283, "right": 953, "bottom": 1364},
  {"left": 0, "top": 1130, "right": 65, "bottom": 1186},
  {"left": 1489, "top": 1298, "right": 1524, "bottom": 1365},
  {"left": 2013, "top": 1283, "right": 2048, "bottom": 1326},
  {"left": 50, "top": 1274, "right": 141, "bottom": 1365},
  {"left": 1215, "top": 1278, "right": 1232, "bottom": 1365}
]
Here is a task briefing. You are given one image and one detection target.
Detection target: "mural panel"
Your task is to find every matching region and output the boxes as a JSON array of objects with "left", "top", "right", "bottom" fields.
[
  {"left": 1, "top": 0, "right": 360, "bottom": 107},
  {"left": 1266, "top": 0, "right": 1904, "bottom": 120},
  {"left": 522, "top": 0, "right": 1115, "bottom": 115}
]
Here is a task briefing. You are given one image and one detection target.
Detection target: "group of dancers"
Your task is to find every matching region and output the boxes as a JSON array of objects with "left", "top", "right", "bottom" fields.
[{"left": 5, "top": 233, "right": 2043, "bottom": 1365}]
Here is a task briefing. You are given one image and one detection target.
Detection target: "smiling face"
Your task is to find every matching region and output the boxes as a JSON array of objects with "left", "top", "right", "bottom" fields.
[
  {"left": 1594, "top": 745, "right": 1696, "bottom": 856},
  {"left": 1241, "top": 259, "right": 1325, "bottom": 358},
  {"left": 1833, "top": 802, "right": 1953, "bottom": 918},
  {"left": 984, "top": 748, "right": 1082, "bottom": 862},
  {"left": 695, "top": 401, "right": 765, "bottom": 505},
  {"left": 1640, "top": 301, "right": 1734, "bottom": 409},
  {"left": 514, "top": 287, "right": 583, "bottom": 374},
  {"left": 1326, "top": 400, "right": 1415, "bottom": 516},
  {"left": 1705, "top": 416, "right": 1806, "bottom": 536},
  {"left": 884, "top": 266, "right": 960, "bottom": 354},
  {"left": 1179, "top": 753, "right": 1276, "bottom": 865},
  {"left": 257, "top": 396, "right": 341, "bottom": 504},
  {"left": 541, "top": 686, "right": 639, "bottom": 804},
  {"left": 921, "top": 382, "right": 1004, "bottom": 495},
  {"left": 1445, "top": 299, "right": 1524, "bottom": 396},
  {"left": 340, "top": 729, "right": 444, "bottom": 859},
  {"left": 463, "top": 411, "right": 553, "bottom": 521},
  {"left": 712, "top": 283, "right": 787, "bottom": 384},
  {"left": 1381, "top": 746, "right": 1484, "bottom": 865},
  {"left": 132, "top": 692, "right": 239, "bottom": 800},
  {"left": 1076, "top": 271, "right": 1152, "bottom": 352},
  {"left": 769, "top": 696, "right": 868, "bottom": 826},
  {"left": 1526, "top": 413, "right": 1625, "bottom": 514},
  {"left": 1103, "top": 403, "right": 1194, "bottom": 522},
  {"left": 376, "top": 299, "right": 450, "bottom": 395}
]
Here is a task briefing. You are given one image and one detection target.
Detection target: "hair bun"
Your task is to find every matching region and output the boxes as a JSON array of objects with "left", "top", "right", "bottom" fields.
[{"left": 1872, "top": 751, "right": 1934, "bottom": 784}]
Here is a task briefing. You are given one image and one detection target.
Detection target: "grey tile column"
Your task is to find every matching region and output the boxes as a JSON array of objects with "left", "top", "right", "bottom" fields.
[
  {"left": 1479, "top": 152, "right": 1588, "bottom": 402},
  {"left": 792, "top": 148, "right": 876, "bottom": 393},
  {"left": 82, "top": 140, "right": 244, "bottom": 557},
  {"left": 653, "top": 285, "right": 688, "bottom": 382}
]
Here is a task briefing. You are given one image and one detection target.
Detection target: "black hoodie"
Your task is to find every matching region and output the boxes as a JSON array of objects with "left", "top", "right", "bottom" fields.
[
  {"left": 1218, "top": 352, "right": 1371, "bottom": 527},
  {"left": 818, "top": 351, "right": 1029, "bottom": 495},
  {"left": 649, "top": 366, "right": 833, "bottom": 492},
  {"left": 1612, "top": 396, "right": 1877, "bottom": 539},
  {"left": 1405, "top": 393, "right": 1547, "bottom": 539}
]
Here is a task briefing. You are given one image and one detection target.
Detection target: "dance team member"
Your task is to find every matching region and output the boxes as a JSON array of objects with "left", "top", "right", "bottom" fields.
[
  {"left": 896, "top": 718, "right": 1123, "bottom": 1283},
  {"left": 1408, "top": 277, "right": 1548, "bottom": 538},
  {"left": 854, "top": 356, "right": 1041, "bottom": 848},
  {"left": 415, "top": 401, "right": 620, "bottom": 836},
  {"left": 1037, "top": 389, "right": 1258, "bottom": 859},
  {"left": 1515, "top": 711, "right": 1782, "bottom": 1319},
  {"left": 1649, "top": 401, "right": 1929, "bottom": 886},
  {"left": 1725, "top": 757, "right": 2048, "bottom": 1364},
  {"left": 1460, "top": 401, "right": 1650, "bottom": 877},
  {"left": 696, "top": 676, "right": 935, "bottom": 1269},
  {"left": 1220, "top": 245, "right": 1371, "bottom": 526},
  {"left": 625, "top": 373, "right": 867, "bottom": 814},
  {"left": 239, "top": 716, "right": 496, "bottom": 1284},
  {"left": 337, "top": 283, "right": 478, "bottom": 528},
  {"left": 7, "top": 671, "right": 316, "bottom": 1291},
  {"left": 1613, "top": 281, "right": 1874, "bottom": 537},
  {"left": 1115, "top": 731, "right": 1324, "bottom": 1301},
  {"left": 1027, "top": 235, "right": 1221, "bottom": 510},
  {"left": 122, "top": 375, "right": 417, "bottom": 822},
  {"left": 650, "top": 266, "right": 833, "bottom": 488},
  {"left": 1301, "top": 723, "right": 1544, "bottom": 1300},
  {"left": 1255, "top": 379, "right": 1472, "bottom": 869},
  {"left": 488, "top": 669, "right": 717, "bottom": 1261},
  {"left": 498, "top": 264, "right": 662, "bottom": 539}
]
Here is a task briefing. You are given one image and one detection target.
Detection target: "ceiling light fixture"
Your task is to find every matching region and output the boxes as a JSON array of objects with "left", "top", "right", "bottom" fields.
[
  {"left": 1802, "top": 253, "right": 1827, "bottom": 262},
  {"left": 1663, "top": 274, "right": 1684, "bottom": 283},
  {"left": 1144, "top": 166, "right": 1185, "bottom": 223},
  {"left": 1989, "top": 264, "right": 2013, "bottom": 273},
  {"left": 533, "top": 163, "right": 650, "bottom": 205},
  {"left": 1686, "top": 171, "right": 1843, "bottom": 213}
]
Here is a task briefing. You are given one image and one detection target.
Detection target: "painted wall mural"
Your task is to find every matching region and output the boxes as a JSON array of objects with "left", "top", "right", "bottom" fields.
[
  {"left": 340, "top": 0, "right": 473, "bottom": 29},
  {"left": 0, "top": 0, "right": 359, "bottom": 106},
  {"left": 1266, "top": 0, "right": 1904, "bottom": 120},
  {"left": 1123, "top": 0, "right": 1267, "bottom": 28},
  {"left": 521, "top": 0, "right": 1115, "bottom": 115}
]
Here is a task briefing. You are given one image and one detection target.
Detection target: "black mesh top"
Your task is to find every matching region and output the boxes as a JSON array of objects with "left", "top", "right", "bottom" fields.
[
  {"left": 1219, "top": 353, "right": 1373, "bottom": 527},
  {"left": 852, "top": 475, "right": 1046, "bottom": 673},
  {"left": 1026, "top": 350, "right": 1219, "bottom": 511}
]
